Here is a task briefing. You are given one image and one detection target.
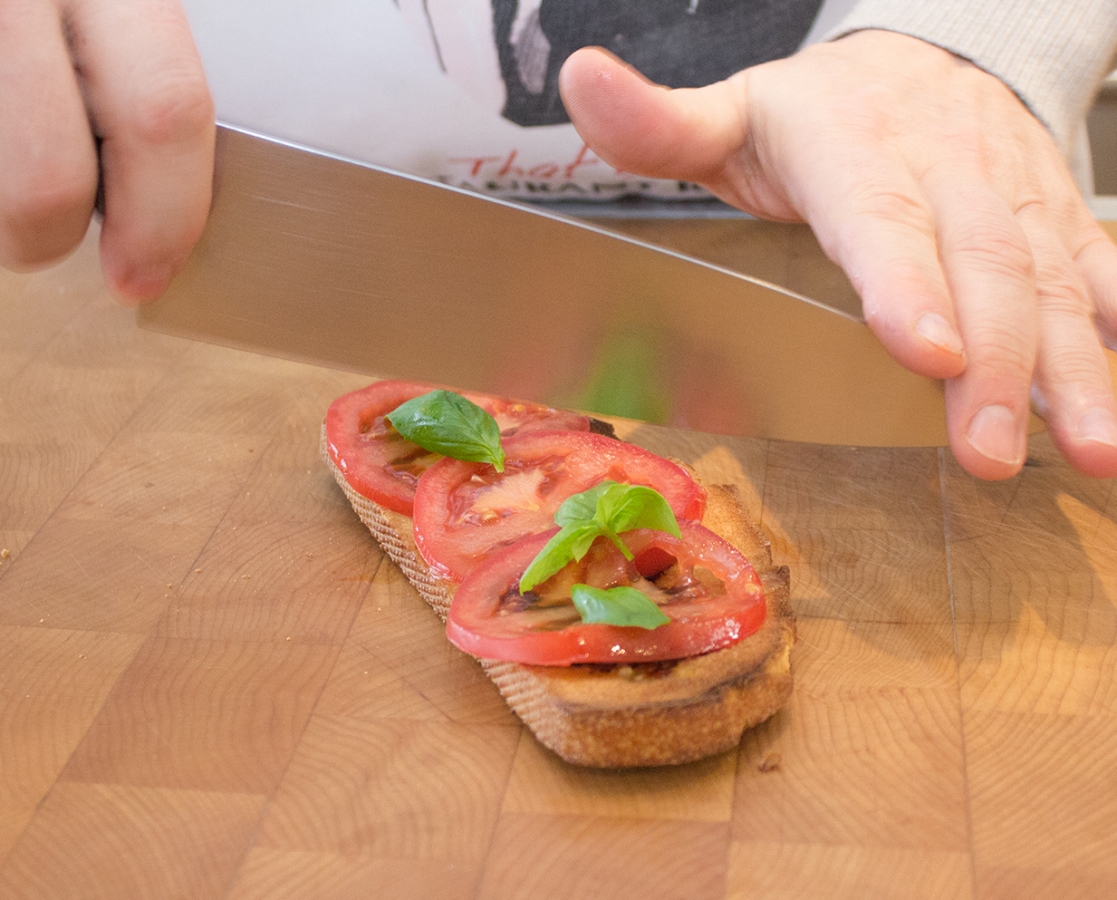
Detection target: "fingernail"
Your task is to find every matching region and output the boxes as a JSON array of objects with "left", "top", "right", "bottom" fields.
[
  {"left": 915, "top": 313, "right": 964, "bottom": 357},
  {"left": 115, "top": 265, "right": 173, "bottom": 304},
  {"left": 966, "top": 404, "right": 1023, "bottom": 466},
  {"left": 1077, "top": 406, "right": 1117, "bottom": 448}
]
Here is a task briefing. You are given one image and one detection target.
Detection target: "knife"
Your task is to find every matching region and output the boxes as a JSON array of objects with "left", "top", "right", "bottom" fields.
[{"left": 138, "top": 123, "right": 961, "bottom": 446}]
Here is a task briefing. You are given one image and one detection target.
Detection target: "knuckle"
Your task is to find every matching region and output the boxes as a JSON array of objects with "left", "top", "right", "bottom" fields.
[
  {"left": 965, "top": 321, "right": 1036, "bottom": 381},
  {"left": 1041, "top": 345, "right": 1105, "bottom": 391},
  {"left": 945, "top": 218, "right": 1035, "bottom": 283},
  {"left": 852, "top": 186, "right": 930, "bottom": 230},
  {"left": 0, "top": 158, "right": 96, "bottom": 266},
  {"left": 124, "top": 67, "right": 214, "bottom": 147},
  {"left": 1034, "top": 263, "right": 1089, "bottom": 317},
  {"left": 848, "top": 187, "right": 936, "bottom": 251},
  {"left": 1072, "top": 227, "right": 1117, "bottom": 268}
]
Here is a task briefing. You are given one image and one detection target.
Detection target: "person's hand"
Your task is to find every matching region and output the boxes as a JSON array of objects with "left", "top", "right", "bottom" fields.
[
  {"left": 559, "top": 30, "right": 1117, "bottom": 480},
  {"left": 0, "top": 0, "right": 214, "bottom": 304}
]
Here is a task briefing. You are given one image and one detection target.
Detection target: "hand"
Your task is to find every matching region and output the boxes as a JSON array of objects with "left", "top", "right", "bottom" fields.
[
  {"left": 559, "top": 31, "right": 1117, "bottom": 480},
  {"left": 0, "top": 0, "right": 214, "bottom": 304}
]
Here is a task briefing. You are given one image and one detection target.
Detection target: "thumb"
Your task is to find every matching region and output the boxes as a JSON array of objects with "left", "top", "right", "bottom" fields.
[{"left": 558, "top": 47, "right": 748, "bottom": 185}]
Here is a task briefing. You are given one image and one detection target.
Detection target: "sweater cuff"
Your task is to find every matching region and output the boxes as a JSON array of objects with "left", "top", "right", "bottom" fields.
[{"left": 825, "top": 0, "right": 1117, "bottom": 154}]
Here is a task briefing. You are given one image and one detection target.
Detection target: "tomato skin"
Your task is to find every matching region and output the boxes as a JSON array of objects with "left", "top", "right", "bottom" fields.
[
  {"left": 325, "top": 380, "right": 440, "bottom": 515},
  {"left": 446, "top": 523, "right": 766, "bottom": 666},
  {"left": 413, "top": 430, "right": 707, "bottom": 583},
  {"left": 324, "top": 379, "right": 594, "bottom": 515}
]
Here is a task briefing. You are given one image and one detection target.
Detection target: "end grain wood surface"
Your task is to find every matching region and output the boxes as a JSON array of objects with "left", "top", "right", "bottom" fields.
[{"left": 1, "top": 223, "right": 1116, "bottom": 900}]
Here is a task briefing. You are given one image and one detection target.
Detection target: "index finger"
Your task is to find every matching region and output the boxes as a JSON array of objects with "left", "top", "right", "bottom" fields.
[
  {"left": 70, "top": 0, "right": 214, "bottom": 303},
  {"left": 930, "top": 176, "right": 1037, "bottom": 479},
  {"left": 793, "top": 144, "right": 969, "bottom": 381}
]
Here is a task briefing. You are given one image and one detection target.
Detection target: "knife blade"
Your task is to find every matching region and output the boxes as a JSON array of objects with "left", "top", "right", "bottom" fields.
[{"left": 138, "top": 123, "right": 959, "bottom": 446}]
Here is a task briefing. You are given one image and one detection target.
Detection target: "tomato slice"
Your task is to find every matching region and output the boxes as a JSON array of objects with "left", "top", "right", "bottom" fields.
[
  {"left": 324, "top": 380, "right": 595, "bottom": 515},
  {"left": 446, "top": 523, "right": 766, "bottom": 665},
  {"left": 412, "top": 430, "right": 707, "bottom": 582}
]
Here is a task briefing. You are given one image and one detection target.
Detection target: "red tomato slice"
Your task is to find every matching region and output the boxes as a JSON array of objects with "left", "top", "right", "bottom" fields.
[
  {"left": 412, "top": 431, "right": 707, "bottom": 582},
  {"left": 324, "top": 380, "right": 594, "bottom": 515},
  {"left": 446, "top": 523, "right": 766, "bottom": 665}
]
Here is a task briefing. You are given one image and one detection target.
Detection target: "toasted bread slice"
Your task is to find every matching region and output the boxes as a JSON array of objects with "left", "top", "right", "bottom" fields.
[{"left": 322, "top": 426, "right": 795, "bottom": 767}]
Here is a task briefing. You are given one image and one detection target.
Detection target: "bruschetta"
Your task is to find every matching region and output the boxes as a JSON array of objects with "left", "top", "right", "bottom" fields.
[{"left": 322, "top": 380, "right": 795, "bottom": 767}]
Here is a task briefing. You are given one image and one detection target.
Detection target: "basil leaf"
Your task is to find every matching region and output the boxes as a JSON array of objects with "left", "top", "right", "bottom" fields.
[
  {"left": 519, "top": 480, "right": 683, "bottom": 593},
  {"left": 596, "top": 483, "right": 682, "bottom": 538},
  {"left": 570, "top": 584, "right": 671, "bottom": 629},
  {"left": 554, "top": 480, "right": 618, "bottom": 526},
  {"left": 386, "top": 390, "right": 505, "bottom": 472},
  {"left": 518, "top": 522, "right": 600, "bottom": 592}
]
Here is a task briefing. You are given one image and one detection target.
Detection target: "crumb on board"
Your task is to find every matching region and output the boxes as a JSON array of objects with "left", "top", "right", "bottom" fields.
[
  {"left": 1, "top": 548, "right": 9, "bottom": 558},
  {"left": 758, "top": 752, "right": 782, "bottom": 773}
]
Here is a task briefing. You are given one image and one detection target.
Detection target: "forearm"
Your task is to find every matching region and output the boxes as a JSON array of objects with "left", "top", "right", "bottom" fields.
[{"left": 826, "top": 0, "right": 1117, "bottom": 154}]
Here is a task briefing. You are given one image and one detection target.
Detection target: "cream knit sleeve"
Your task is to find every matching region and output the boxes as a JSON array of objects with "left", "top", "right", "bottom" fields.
[{"left": 825, "top": 0, "right": 1117, "bottom": 155}]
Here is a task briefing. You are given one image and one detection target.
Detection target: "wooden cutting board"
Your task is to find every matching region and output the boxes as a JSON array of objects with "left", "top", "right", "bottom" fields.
[{"left": 1, "top": 224, "right": 1116, "bottom": 900}]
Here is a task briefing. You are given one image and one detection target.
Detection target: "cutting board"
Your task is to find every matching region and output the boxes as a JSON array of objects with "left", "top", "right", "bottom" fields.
[{"left": 1, "top": 225, "right": 1116, "bottom": 900}]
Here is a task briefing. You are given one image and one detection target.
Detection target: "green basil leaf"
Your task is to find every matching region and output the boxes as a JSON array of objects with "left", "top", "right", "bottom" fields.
[
  {"left": 570, "top": 584, "right": 671, "bottom": 629},
  {"left": 595, "top": 483, "right": 682, "bottom": 538},
  {"left": 553, "top": 480, "right": 618, "bottom": 526},
  {"left": 386, "top": 390, "right": 505, "bottom": 472},
  {"left": 519, "top": 480, "right": 683, "bottom": 589},
  {"left": 518, "top": 522, "right": 600, "bottom": 592}
]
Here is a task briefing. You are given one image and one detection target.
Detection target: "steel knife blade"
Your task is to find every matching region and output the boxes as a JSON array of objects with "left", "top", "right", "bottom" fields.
[{"left": 138, "top": 123, "right": 961, "bottom": 446}]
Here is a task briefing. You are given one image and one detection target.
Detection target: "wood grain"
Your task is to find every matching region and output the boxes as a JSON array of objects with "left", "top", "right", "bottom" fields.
[
  {"left": 1, "top": 223, "right": 1115, "bottom": 899},
  {"left": 0, "top": 783, "right": 265, "bottom": 900},
  {"left": 0, "top": 626, "right": 144, "bottom": 855}
]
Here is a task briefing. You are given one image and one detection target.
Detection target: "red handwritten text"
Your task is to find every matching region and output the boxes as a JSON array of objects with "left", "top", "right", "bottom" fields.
[{"left": 449, "top": 144, "right": 604, "bottom": 180}]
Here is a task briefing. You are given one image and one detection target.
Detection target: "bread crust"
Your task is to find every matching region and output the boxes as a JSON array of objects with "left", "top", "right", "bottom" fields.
[{"left": 322, "top": 426, "right": 795, "bottom": 767}]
